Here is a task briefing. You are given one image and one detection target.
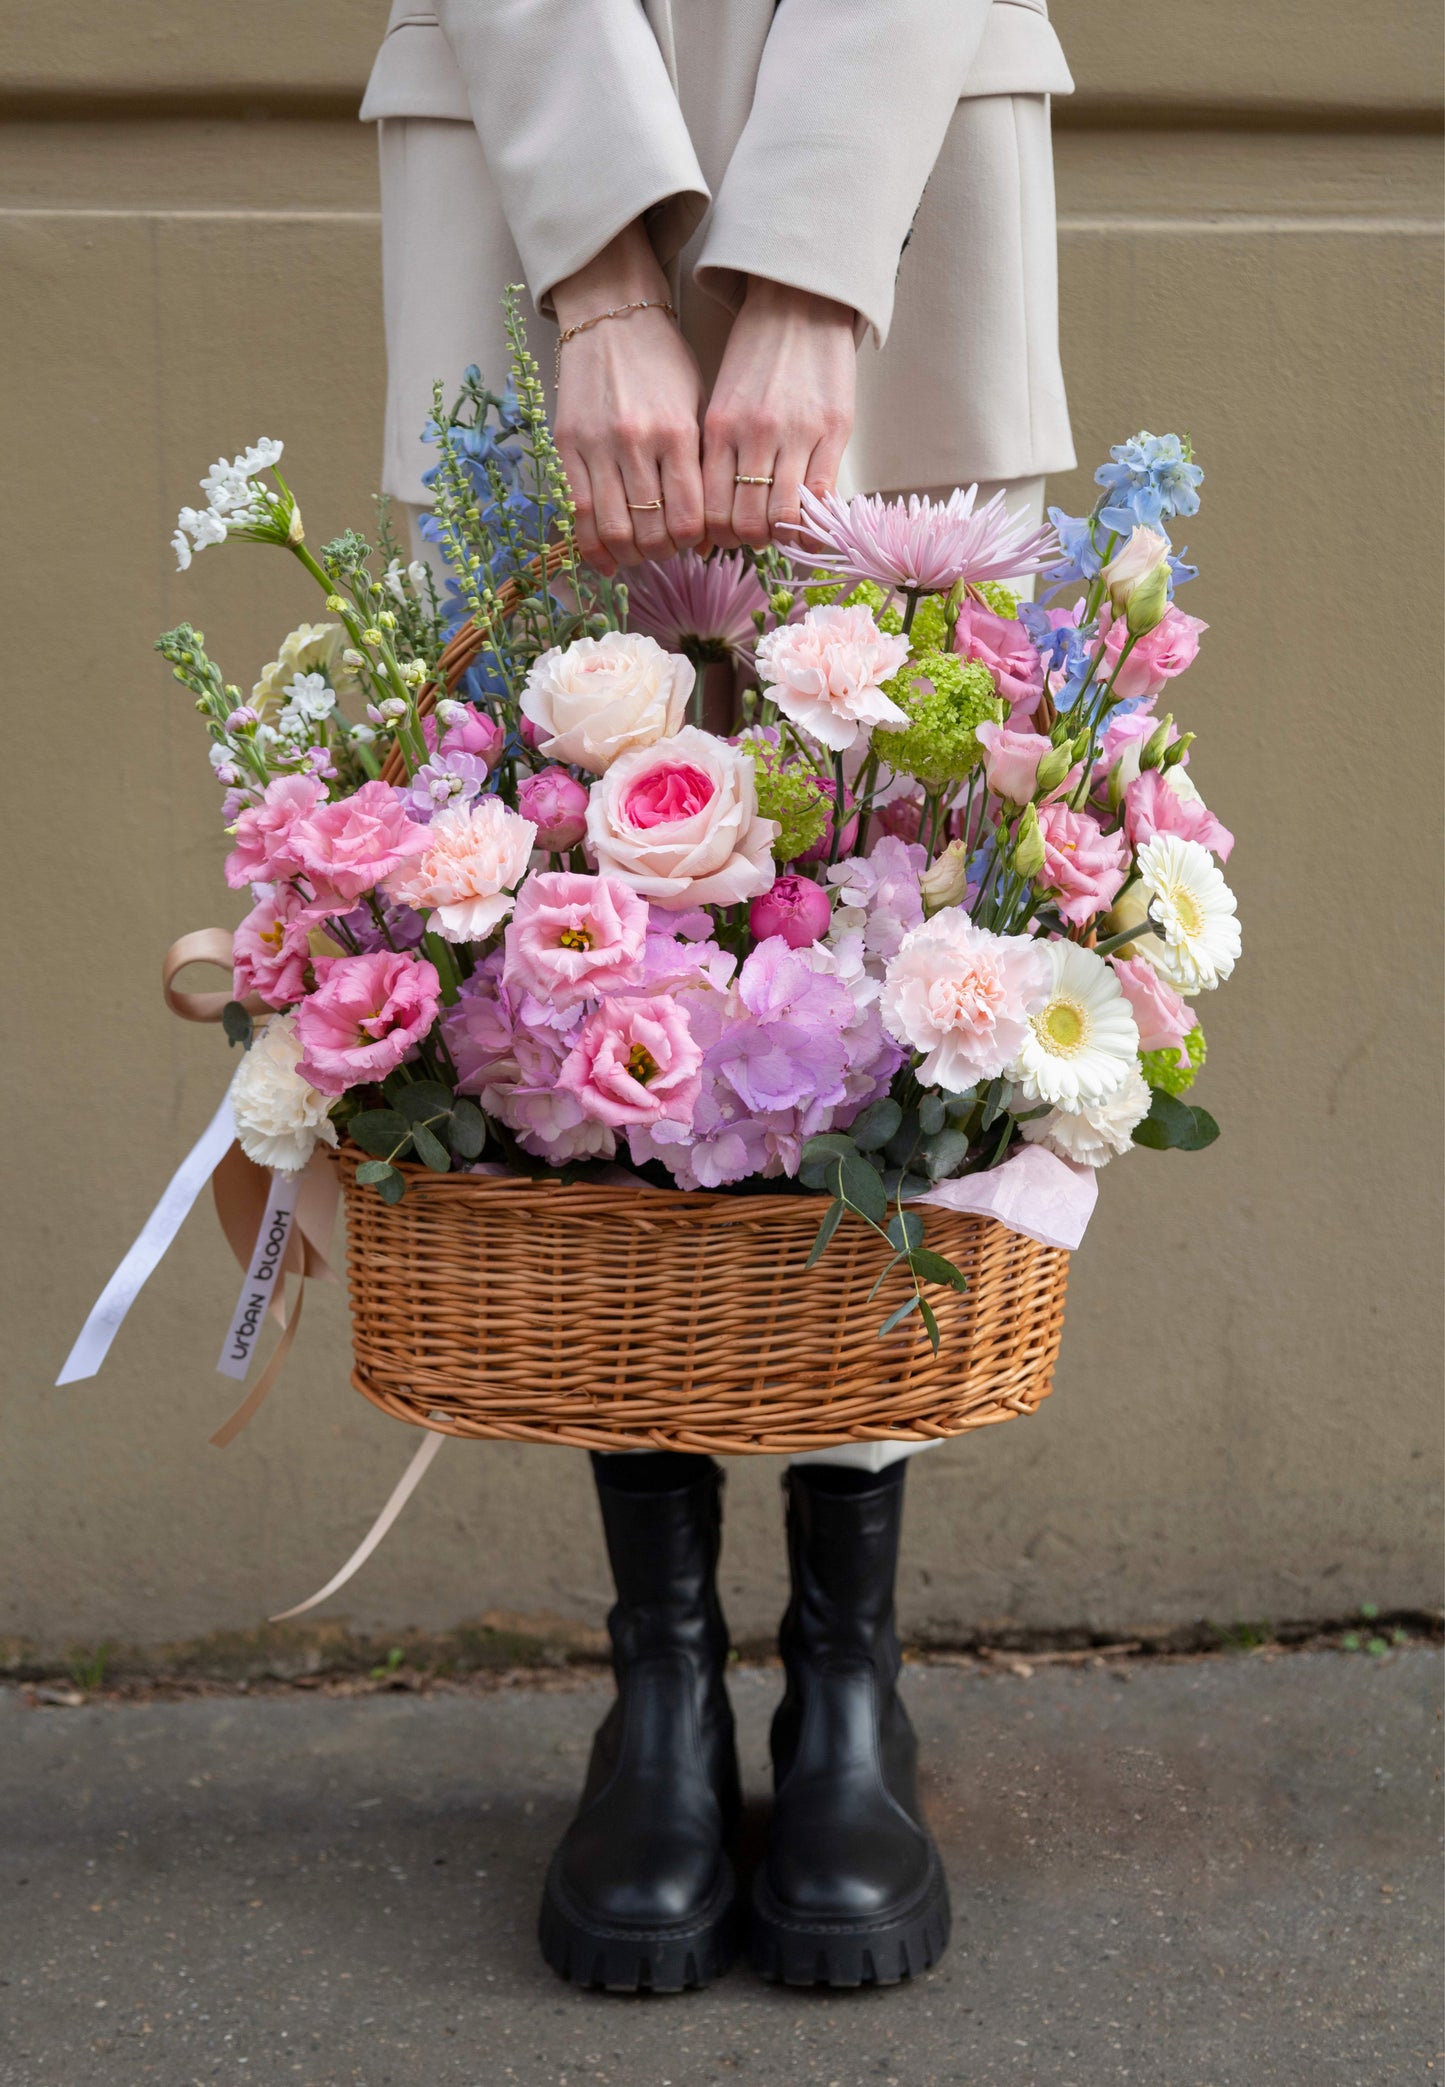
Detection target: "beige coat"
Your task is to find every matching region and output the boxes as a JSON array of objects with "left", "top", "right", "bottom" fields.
[{"left": 363, "top": 0, "right": 1076, "bottom": 506}]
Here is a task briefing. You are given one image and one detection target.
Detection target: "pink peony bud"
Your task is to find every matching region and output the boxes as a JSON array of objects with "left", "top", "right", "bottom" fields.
[
  {"left": 518, "top": 716, "right": 544, "bottom": 753},
  {"left": 516, "top": 766, "right": 590, "bottom": 851},
  {"left": 749, "top": 873, "right": 832, "bottom": 950}
]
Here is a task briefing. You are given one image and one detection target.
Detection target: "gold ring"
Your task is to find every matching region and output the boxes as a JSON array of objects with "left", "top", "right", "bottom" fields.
[
  {"left": 626, "top": 499, "right": 664, "bottom": 512},
  {"left": 734, "top": 474, "right": 774, "bottom": 486}
]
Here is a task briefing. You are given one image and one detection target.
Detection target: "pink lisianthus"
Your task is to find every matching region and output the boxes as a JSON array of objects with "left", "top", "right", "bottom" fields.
[
  {"left": 516, "top": 767, "right": 589, "bottom": 851},
  {"left": 586, "top": 725, "right": 778, "bottom": 909},
  {"left": 880, "top": 910, "right": 1051, "bottom": 1092},
  {"left": 384, "top": 796, "right": 536, "bottom": 942},
  {"left": 502, "top": 872, "right": 649, "bottom": 1008},
  {"left": 444, "top": 957, "right": 614, "bottom": 1165},
  {"left": 294, "top": 950, "right": 441, "bottom": 1095},
  {"left": 232, "top": 886, "right": 314, "bottom": 1008},
  {"left": 224, "top": 772, "right": 327, "bottom": 889},
  {"left": 289, "top": 779, "right": 430, "bottom": 910},
  {"left": 556, "top": 994, "right": 703, "bottom": 1129},
  {"left": 1122, "top": 767, "right": 1234, "bottom": 862},
  {"left": 1097, "top": 600, "right": 1206, "bottom": 705},
  {"left": 975, "top": 719, "right": 1053, "bottom": 805},
  {"left": 1036, "top": 801, "right": 1131, "bottom": 926},
  {"left": 755, "top": 604, "right": 911, "bottom": 752},
  {"left": 954, "top": 598, "right": 1047, "bottom": 718},
  {"left": 749, "top": 874, "right": 832, "bottom": 950},
  {"left": 1110, "top": 954, "right": 1195, "bottom": 1058}
]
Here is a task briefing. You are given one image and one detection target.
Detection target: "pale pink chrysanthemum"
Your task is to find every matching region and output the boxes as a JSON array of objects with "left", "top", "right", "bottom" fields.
[
  {"left": 784, "top": 485, "right": 1059, "bottom": 595},
  {"left": 625, "top": 549, "right": 768, "bottom": 667}
]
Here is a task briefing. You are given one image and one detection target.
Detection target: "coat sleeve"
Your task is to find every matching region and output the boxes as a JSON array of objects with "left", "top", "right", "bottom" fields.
[
  {"left": 694, "top": 0, "right": 995, "bottom": 346},
  {"left": 434, "top": 0, "right": 710, "bottom": 314}
]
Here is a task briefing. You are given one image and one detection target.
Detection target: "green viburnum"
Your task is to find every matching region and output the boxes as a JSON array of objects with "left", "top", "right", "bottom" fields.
[
  {"left": 871, "top": 653, "right": 1004, "bottom": 788},
  {"left": 747, "top": 739, "right": 830, "bottom": 863},
  {"left": 973, "top": 582, "right": 1020, "bottom": 619},
  {"left": 1141, "top": 1024, "right": 1207, "bottom": 1096}
]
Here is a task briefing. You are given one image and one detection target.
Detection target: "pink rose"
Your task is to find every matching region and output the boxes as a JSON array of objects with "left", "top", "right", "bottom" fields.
[
  {"left": 954, "top": 599, "right": 1046, "bottom": 718},
  {"left": 289, "top": 780, "right": 430, "bottom": 909},
  {"left": 225, "top": 773, "right": 328, "bottom": 889},
  {"left": 1098, "top": 601, "right": 1206, "bottom": 705},
  {"left": 1122, "top": 767, "right": 1233, "bottom": 862},
  {"left": 423, "top": 708, "right": 506, "bottom": 770},
  {"left": 503, "top": 872, "right": 649, "bottom": 1008},
  {"left": 1036, "top": 802, "right": 1131, "bottom": 926},
  {"left": 755, "top": 604, "right": 911, "bottom": 752},
  {"left": 517, "top": 767, "right": 590, "bottom": 851},
  {"left": 749, "top": 874, "right": 832, "bottom": 950},
  {"left": 384, "top": 796, "right": 536, "bottom": 941},
  {"left": 1111, "top": 954, "right": 1194, "bottom": 1057},
  {"left": 975, "top": 719, "right": 1053, "bottom": 804},
  {"left": 232, "top": 886, "right": 314, "bottom": 1009},
  {"left": 294, "top": 950, "right": 441, "bottom": 1095},
  {"left": 586, "top": 725, "right": 778, "bottom": 910},
  {"left": 556, "top": 994, "right": 703, "bottom": 1129},
  {"left": 880, "top": 910, "right": 1051, "bottom": 1093}
]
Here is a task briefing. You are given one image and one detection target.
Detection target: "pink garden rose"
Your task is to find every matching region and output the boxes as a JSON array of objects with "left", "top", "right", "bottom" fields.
[
  {"left": 880, "top": 909, "right": 1051, "bottom": 1093},
  {"left": 502, "top": 872, "right": 649, "bottom": 1008},
  {"left": 975, "top": 719, "right": 1053, "bottom": 804},
  {"left": 1036, "top": 802, "right": 1131, "bottom": 926},
  {"left": 516, "top": 767, "right": 590, "bottom": 851},
  {"left": 1111, "top": 954, "right": 1195, "bottom": 1058},
  {"left": 521, "top": 629, "right": 693, "bottom": 774},
  {"left": 289, "top": 779, "right": 430, "bottom": 910},
  {"left": 384, "top": 796, "right": 536, "bottom": 941},
  {"left": 423, "top": 706, "right": 506, "bottom": 770},
  {"left": 749, "top": 874, "right": 833, "bottom": 950},
  {"left": 586, "top": 725, "right": 778, "bottom": 909},
  {"left": 1122, "top": 767, "right": 1234, "bottom": 862},
  {"left": 1098, "top": 600, "right": 1206, "bottom": 705},
  {"left": 755, "top": 603, "right": 910, "bottom": 752},
  {"left": 954, "top": 598, "right": 1047, "bottom": 718},
  {"left": 556, "top": 994, "right": 703, "bottom": 1129},
  {"left": 294, "top": 949, "right": 441, "bottom": 1095},
  {"left": 232, "top": 886, "right": 314, "bottom": 1009},
  {"left": 224, "top": 773, "right": 327, "bottom": 889}
]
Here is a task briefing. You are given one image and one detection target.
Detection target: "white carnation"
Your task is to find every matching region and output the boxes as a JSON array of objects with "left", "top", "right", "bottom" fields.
[
  {"left": 1020, "top": 1064, "right": 1151, "bottom": 1168},
  {"left": 232, "top": 1015, "right": 338, "bottom": 1173}
]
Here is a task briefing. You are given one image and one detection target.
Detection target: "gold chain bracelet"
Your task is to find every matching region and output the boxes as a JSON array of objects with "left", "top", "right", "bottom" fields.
[{"left": 554, "top": 298, "right": 678, "bottom": 380}]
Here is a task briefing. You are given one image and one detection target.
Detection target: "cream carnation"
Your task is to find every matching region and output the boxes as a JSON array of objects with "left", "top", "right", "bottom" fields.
[
  {"left": 520, "top": 630, "right": 692, "bottom": 774},
  {"left": 586, "top": 725, "right": 779, "bottom": 910},
  {"left": 1135, "top": 833, "right": 1241, "bottom": 993},
  {"left": 1021, "top": 1063, "right": 1151, "bottom": 1167},
  {"left": 880, "top": 909, "right": 1051, "bottom": 1093},
  {"left": 231, "top": 1015, "right": 338, "bottom": 1173},
  {"left": 384, "top": 797, "right": 536, "bottom": 943},
  {"left": 1009, "top": 940, "right": 1140, "bottom": 1111},
  {"left": 755, "top": 604, "right": 911, "bottom": 752}
]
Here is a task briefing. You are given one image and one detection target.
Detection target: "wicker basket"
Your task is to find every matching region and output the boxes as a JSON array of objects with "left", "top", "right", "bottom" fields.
[{"left": 336, "top": 1152, "right": 1068, "bottom": 1455}]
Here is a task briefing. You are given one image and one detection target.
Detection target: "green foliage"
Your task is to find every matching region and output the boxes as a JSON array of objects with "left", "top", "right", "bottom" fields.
[
  {"left": 1131, "top": 1088, "right": 1220, "bottom": 1152},
  {"left": 798, "top": 1128, "right": 971, "bottom": 1354},
  {"left": 221, "top": 1001, "right": 254, "bottom": 1051},
  {"left": 971, "top": 582, "right": 1020, "bottom": 620},
  {"left": 747, "top": 737, "right": 831, "bottom": 862},
  {"left": 346, "top": 1075, "right": 495, "bottom": 1202}
]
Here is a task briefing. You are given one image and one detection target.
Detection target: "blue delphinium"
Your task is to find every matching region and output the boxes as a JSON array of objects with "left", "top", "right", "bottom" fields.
[
  {"left": 1095, "top": 431, "right": 1203, "bottom": 534},
  {"left": 1040, "top": 506, "right": 1105, "bottom": 594}
]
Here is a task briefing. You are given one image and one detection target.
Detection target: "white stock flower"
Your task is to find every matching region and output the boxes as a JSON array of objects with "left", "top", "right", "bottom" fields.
[
  {"left": 1021, "top": 1063, "right": 1151, "bottom": 1167},
  {"left": 172, "top": 439, "right": 284, "bottom": 570},
  {"left": 521, "top": 630, "right": 693, "bottom": 774},
  {"left": 278, "top": 671, "right": 337, "bottom": 739},
  {"left": 1136, "top": 833, "right": 1240, "bottom": 992},
  {"left": 1009, "top": 939, "right": 1140, "bottom": 1111},
  {"left": 232, "top": 1014, "right": 338, "bottom": 1173}
]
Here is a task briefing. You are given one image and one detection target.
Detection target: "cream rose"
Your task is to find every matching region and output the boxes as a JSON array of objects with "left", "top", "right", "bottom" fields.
[
  {"left": 585, "top": 725, "right": 780, "bottom": 910},
  {"left": 520, "top": 630, "right": 693, "bottom": 774}
]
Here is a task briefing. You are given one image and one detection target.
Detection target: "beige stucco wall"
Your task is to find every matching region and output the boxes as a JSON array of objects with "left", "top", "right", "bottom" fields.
[{"left": 2, "top": 3, "right": 1441, "bottom": 1659}]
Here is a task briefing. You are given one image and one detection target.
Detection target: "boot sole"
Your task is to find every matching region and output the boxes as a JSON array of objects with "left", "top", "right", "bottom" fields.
[
  {"left": 538, "top": 1854, "right": 740, "bottom": 1993},
  {"left": 749, "top": 1855, "right": 952, "bottom": 1988}
]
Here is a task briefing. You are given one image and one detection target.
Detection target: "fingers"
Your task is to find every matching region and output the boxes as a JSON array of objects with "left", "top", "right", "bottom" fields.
[
  {"left": 730, "top": 449, "right": 777, "bottom": 550},
  {"left": 804, "top": 416, "right": 849, "bottom": 505},
  {"left": 701, "top": 434, "right": 739, "bottom": 553},
  {"left": 589, "top": 457, "right": 641, "bottom": 573},
  {"left": 558, "top": 439, "right": 612, "bottom": 576},
  {"left": 767, "top": 444, "right": 813, "bottom": 538},
  {"left": 658, "top": 437, "right": 705, "bottom": 556}
]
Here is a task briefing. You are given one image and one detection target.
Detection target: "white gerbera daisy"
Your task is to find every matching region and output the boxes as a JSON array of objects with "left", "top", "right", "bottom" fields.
[
  {"left": 1021, "top": 1064, "right": 1152, "bottom": 1168},
  {"left": 1009, "top": 940, "right": 1140, "bottom": 1111},
  {"left": 1136, "top": 833, "right": 1240, "bottom": 992}
]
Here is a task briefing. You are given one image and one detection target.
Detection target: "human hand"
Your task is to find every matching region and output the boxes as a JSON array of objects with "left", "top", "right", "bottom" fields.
[
  {"left": 701, "top": 278, "right": 856, "bottom": 552},
  {"left": 552, "top": 223, "right": 705, "bottom": 577}
]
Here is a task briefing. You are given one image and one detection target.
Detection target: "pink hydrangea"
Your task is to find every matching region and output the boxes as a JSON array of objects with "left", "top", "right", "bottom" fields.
[
  {"left": 232, "top": 886, "right": 314, "bottom": 1009},
  {"left": 225, "top": 773, "right": 328, "bottom": 889},
  {"left": 556, "top": 995, "right": 703, "bottom": 1130},
  {"left": 294, "top": 950, "right": 441, "bottom": 1095},
  {"left": 1110, "top": 954, "right": 1195, "bottom": 1058},
  {"left": 880, "top": 911, "right": 1051, "bottom": 1092},
  {"left": 502, "top": 872, "right": 649, "bottom": 1009},
  {"left": 954, "top": 598, "right": 1047, "bottom": 718},
  {"left": 825, "top": 835, "right": 926, "bottom": 964},
  {"left": 444, "top": 957, "right": 614, "bottom": 1164},
  {"left": 755, "top": 604, "right": 911, "bottom": 752},
  {"left": 1097, "top": 600, "right": 1206, "bottom": 705},
  {"left": 289, "top": 780, "right": 431, "bottom": 910},
  {"left": 1122, "top": 768, "right": 1234, "bottom": 862},
  {"left": 1036, "top": 802, "right": 1131, "bottom": 926}
]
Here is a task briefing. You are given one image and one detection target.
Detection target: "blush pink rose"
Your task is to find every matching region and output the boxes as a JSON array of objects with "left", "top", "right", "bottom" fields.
[
  {"left": 975, "top": 719, "right": 1053, "bottom": 804},
  {"left": 232, "top": 886, "right": 314, "bottom": 1009},
  {"left": 556, "top": 993, "right": 703, "bottom": 1129},
  {"left": 1122, "top": 767, "right": 1234, "bottom": 862},
  {"left": 1098, "top": 601, "right": 1206, "bottom": 705},
  {"left": 749, "top": 874, "right": 833, "bottom": 950},
  {"left": 880, "top": 910, "right": 1051, "bottom": 1093},
  {"left": 521, "top": 629, "right": 693, "bottom": 774},
  {"left": 516, "top": 767, "right": 590, "bottom": 851},
  {"left": 755, "top": 604, "right": 911, "bottom": 752},
  {"left": 1111, "top": 954, "right": 1195, "bottom": 1057},
  {"left": 1036, "top": 802, "right": 1131, "bottom": 926},
  {"left": 502, "top": 872, "right": 649, "bottom": 1008},
  {"left": 289, "top": 780, "right": 430, "bottom": 910},
  {"left": 423, "top": 708, "right": 506, "bottom": 770},
  {"left": 586, "top": 724, "right": 778, "bottom": 909},
  {"left": 225, "top": 773, "right": 328, "bottom": 889},
  {"left": 954, "top": 599, "right": 1047, "bottom": 718},
  {"left": 294, "top": 950, "right": 441, "bottom": 1095}
]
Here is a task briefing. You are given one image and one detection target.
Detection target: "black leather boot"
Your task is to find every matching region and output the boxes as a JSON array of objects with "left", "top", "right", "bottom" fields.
[
  {"left": 751, "top": 1461, "right": 951, "bottom": 1986},
  {"left": 538, "top": 1451, "right": 741, "bottom": 1992}
]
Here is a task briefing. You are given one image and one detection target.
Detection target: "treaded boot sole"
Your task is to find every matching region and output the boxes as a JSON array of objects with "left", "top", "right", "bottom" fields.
[
  {"left": 749, "top": 1854, "right": 951, "bottom": 1988},
  {"left": 538, "top": 1854, "right": 739, "bottom": 1993}
]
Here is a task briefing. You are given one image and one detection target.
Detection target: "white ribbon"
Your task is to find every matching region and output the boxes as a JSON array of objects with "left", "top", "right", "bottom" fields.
[
  {"left": 216, "top": 1170, "right": 300, "bottom": 1381},
  {"left": 270, "top": 1424, "right": 449, "bottom": 1621},
  {"left": 56, "top": 1077, "right": 240, "bottom": 1385}
]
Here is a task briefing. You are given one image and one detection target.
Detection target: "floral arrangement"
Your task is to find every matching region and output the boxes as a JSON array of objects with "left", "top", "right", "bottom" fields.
[{"left": 162, "top": 296, "right": 1238, "bottom": 1349}]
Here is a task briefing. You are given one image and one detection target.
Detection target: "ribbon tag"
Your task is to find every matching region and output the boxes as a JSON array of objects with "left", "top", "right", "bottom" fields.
[{"left": 216, "top": 1170, "right": 301, "bottom": 1381}]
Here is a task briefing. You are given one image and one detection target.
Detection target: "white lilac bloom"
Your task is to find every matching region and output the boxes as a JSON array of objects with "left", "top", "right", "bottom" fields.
[
  {"left": 1021, "top": 1064, "right": 1152, "bottom": 1168},
  {"left": 1010, "top": 940, "right": 1140, "bottom": 1111},
  {"left": 1135, "top": 833, "right": 1241, "bottom": 992},
  {"left": 231, "top": 1014, "right": 338, "bottom": 1173}
]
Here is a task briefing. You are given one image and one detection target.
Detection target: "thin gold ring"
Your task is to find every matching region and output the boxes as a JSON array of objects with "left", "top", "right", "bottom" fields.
[
  {"left": 734, "top": 473, "right": 775, "bottom": 486},
  {"left": 626, "top": 499, "right": 664, "bottom": 512}
]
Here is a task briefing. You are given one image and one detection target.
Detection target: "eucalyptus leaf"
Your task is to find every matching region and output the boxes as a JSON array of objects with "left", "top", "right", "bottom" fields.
[
  {"left": 837, "top": 1151, "right": 888, "bottom": 1225},
  {"left": 918, "top": 1091, "right": 947, "bottom": 1136},
  {"left": 805, "top": 1198, "right": 845, "bottom": 1268},
  {"left": 980, "top": 1077, "right": 1010, "bottom": 1132},
  {"left": 1178, "top": 1105, "right": 1220, "bottom": 1151},
  {"left": 375, "top": 1167, "right": 407, "bottom": 1205},
  {"left": 799, "top": 1161, "right": 832, "bottom": 1193},
  {"left": 881, "top": 1168, "right": 932, "bottom": 1201},
  {"left": 447, "top": 1099, "right": 486, "bottom": 1159},
  {"left": 354, "top": 1159, "right": 394, "bottom": 1186},
  {"left": 878, "top": 1294, "right": 922, "bottom": 1337},
  {"left": 221, "top": 1000, "right": 253, "bottom": 1051},
  {"left": 923, "top": 1127, "right": 972, "bottom": 1180},
  {"left": 908, "top": 1247, "right": 968, "bottom": 1293},
  {"left": 918, "top": 1297, "right": 941, "bottom": 1353},
  {"left": 851, "top": 1098, "right": 902, "bottom": 1152},
  {"left": 410, "top": 1123, "right": 452, "bottom": 1173},
  {"left": 349, "top": 1109, "right": 414, "bottom": 1160},
  {"left": 801, "top": 1133, "right": 860, "bottom": 1165},
  {"left": 883, "top": 1108, "right": 923, "bottom": 1169},
  {"left": 887, "top": 1210, "right": 926, "bottom": 1252},
  {"left": 867, "top": 1252, "right": 906, "bottom": 1302},
  {"left": 393, "top": 1082, "right": 455, "bottom": 1124}
]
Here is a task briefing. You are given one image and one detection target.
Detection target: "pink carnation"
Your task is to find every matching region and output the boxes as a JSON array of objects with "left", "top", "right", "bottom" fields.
[
  {"left": 289, "top": 780, "right": 430, "bottom": 909},
  {"left": 880, "top": 912, "right": 1051, "bottom": 1093},
  {"left": 1111, "top": 955, "right": 1195, "bottom": 1058},
  {"left": 1036, "top": 802, "right": 1131, "bottom": 926},
  {"left": 1098, "top": 601, "right": 1206, "bottom": 705},
  {"left": 1122, "top": 768, "right": 1234, "bottom": 862},
  {"left": 225, "top": 773, "right": 327, "bottom": 889},
  {"left": 954, "top": 599, "right": 1047, "bottom": 718},
  {"left": 502, "top": 872, "right": 649, "bottom": 1009},
  {"left": 755, "top": 604, "right": 911, "bottom": 752},
  {"left": 556, "top": 994, "right": 702, "bottom": 1130},
  {"left": 294, "top": 950, "right": 441, "bottom": 1096},
  {"left": 384, "top": 796, "right": 536, "bottom": 941},
  {"left": 232, "top": 886, "right": 314, "bottom": 1009}
]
